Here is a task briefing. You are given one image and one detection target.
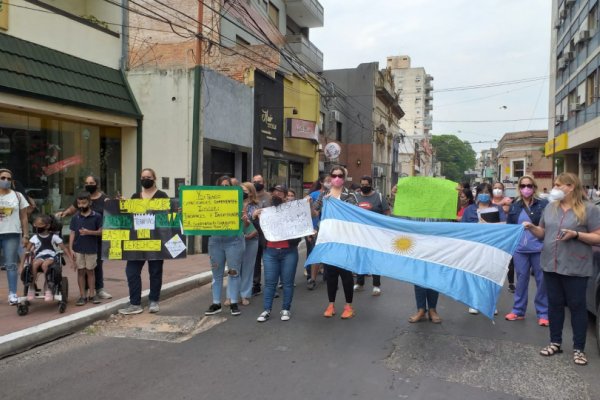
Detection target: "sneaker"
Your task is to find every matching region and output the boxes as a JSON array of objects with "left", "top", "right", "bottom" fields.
[
  {"left": 307, "top": 279, "right": 316, "bottom": 290},
  {"left": 230, "top": 303, "right": 241, "bottom": 316},
  {"left": 44, "top": 290, "right": 53, "bottom": 302},
  {"left": 538, "top": 318, "right": 549, "bottom": 327},
  {"left": 468, "top": 308, "right": 479, "bottom": 315},
  {"left": 149, "top": 301, "right": 160, "bottom": 313},
  {"left": 505, "top": 313, "right": 525, "bottom": 321},
  {"left": 341, "top": 304, "right": 355, "bottom": 319},
  {"left": 508, "top": 284, "right": 516, "bottom": 293},
  {"left": 205, "top": 303, "right": 222, "bottom": 315},
  {"left": 372, "top": 287, "right": 381, "bottom": 296},
  {"left": 323, "top": 303, "right": 336, "bottom": 318},
  {"left": 97, "top": 289, "right": 113, "bottom": 299},
  {"left": 76, "top": 297, "right": 87, "bottom": 306},
  {"left": 353, "top": 284, "right": 363, "bottom": 292},
  {"left": 118, "top": 304, "right": 143, "bottom": 315},
  {"left": 280, "top": 310, "right": 291, "bottom": 321},
  {"left": 257, "top": 310, "right": 270, "bottom": 322},
  {"left": 8, "top": 293, "right": 18, "bottom": 305},
  {"left": 90, "top": 295, "right": 101, "bottom": 304}
]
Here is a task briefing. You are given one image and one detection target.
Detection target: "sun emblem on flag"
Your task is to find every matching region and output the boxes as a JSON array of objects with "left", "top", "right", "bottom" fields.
[{"left": 392, "top": 236, "right": 415, "bottom": 255}]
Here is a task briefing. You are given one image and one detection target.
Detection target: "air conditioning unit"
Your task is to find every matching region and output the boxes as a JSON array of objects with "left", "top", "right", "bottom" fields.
[
  {"left": 569, "top": 102, "right": 583, "bottom": 112},
  {"left": 556, "top": 114, "right": 565, "bottom": 123},
  {"left": 579, "top": 30, "right": 590, "bottom": 42},
  {"left": 557, "top": 57, "right": 568, "bottom": 70}
]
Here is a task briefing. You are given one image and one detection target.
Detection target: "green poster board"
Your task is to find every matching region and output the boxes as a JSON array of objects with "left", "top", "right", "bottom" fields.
[
  {"left": 180, "top": 186, "right": 243, "bottom": 236},
  {"left": 393, "top": 177, "right": 458, "bottom": 220}
]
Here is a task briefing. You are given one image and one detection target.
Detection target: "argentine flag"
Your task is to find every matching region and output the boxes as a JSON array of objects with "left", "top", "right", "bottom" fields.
[{"left": 305, "top": 198, "right": 524, "bottom": 319}]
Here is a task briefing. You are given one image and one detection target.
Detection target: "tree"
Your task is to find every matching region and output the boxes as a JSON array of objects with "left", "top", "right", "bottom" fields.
[{"left": 430, "top": 135, "right": 476, "bottom": 182}]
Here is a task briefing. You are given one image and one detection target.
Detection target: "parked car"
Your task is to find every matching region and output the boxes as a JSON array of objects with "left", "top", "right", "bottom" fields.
[{"left": 586, "top": 198, "right": 600, "bottom": 352}]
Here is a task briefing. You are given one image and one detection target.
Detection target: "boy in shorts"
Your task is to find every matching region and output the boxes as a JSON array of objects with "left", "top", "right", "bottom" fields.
[{"left": 69, "top": 192, "right": 103, "bottom": 306}]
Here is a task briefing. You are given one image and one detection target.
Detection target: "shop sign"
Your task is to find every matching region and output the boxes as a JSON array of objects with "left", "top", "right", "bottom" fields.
[
  {"left": 544, "top": 133, "right": 568, "bottom": 156},
  {"left": 532, "top": 171, "right": 552, "bottom": 179},
  {"left": 286, "top": 118, "right": 318, "bottom": 141},
  {"left": 0, "top": 0, "right": 8, "bottom": 31},
  {"left": 255, "top": 71, "right": 283, "bottom": 152},
  {"left": 42, "top": 155, "right": 83, "bottom": 176},
  {"left": 324, "top": 142, "right": 341, "bottom": 160}
]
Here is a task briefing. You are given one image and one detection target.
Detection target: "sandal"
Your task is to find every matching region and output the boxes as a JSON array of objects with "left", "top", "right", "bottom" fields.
[
  {"left": 408, "top": 309, "right": 427, "bottom": 323},
  {"left": 540, "top": 343, "right": 562, "bottom": 356},
  {"left": 573, "top": 350, "right": 588, "bottom": 366}
]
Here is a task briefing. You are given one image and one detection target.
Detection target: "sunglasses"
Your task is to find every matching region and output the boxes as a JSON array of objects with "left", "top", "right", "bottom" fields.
[
  {"left": 0, "top": 177, "right": 12, "bottom": 181},
  {"left": 330, "top": 173, "right": 344, "bottom": 178},
  {"left": 519, "top": 184, "right": 534, "bottom": 189}
]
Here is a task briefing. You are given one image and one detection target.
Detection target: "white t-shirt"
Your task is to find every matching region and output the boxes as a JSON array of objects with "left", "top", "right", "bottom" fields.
[
  {"left": 29, "top": 234, "right": 63, "bottom": 258},
  {"left": 0, "top": 191, "right": 28, "bottom": 235}
]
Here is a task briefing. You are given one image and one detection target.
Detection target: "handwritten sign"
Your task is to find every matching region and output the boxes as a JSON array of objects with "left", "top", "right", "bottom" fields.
[
  {"left": 393, "top": 177, "right": 458, "bottom": 220},
  {"left": 180, "top": 186, "right": 242, "bottom": 235},
  {"left": 101, "top": 199, "right": 186, "bottom": 261},
  {"left": 259, "top": 199, "right": 314, "bottom": 241}
]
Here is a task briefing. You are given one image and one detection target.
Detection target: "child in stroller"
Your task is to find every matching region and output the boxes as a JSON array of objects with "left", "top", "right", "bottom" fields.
[{"left": 23, "top": 215, "right": 73, "bottom": 302}]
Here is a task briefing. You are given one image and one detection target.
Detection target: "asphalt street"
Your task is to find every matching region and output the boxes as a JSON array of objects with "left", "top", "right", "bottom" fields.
[{"left": 1, "top": 249, "right": 599, "bottom": 400}]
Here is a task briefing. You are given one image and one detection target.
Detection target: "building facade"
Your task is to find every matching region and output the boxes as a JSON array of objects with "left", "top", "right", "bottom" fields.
[
  {"left": 0, "top": 0, "right": 140, "bottom": 226},
  {"left": 387, "top": 55, "right": 434, "bottom": 177},
  {"left": 549, "top": 0, "right": 600, "bottom": 186}
]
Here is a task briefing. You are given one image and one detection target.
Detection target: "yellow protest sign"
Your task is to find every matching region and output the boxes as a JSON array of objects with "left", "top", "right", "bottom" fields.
[
  {"left": 102, "top": 230, "right": 130, "bottom": 241},
  {"left": 123, "top": 240, "right": 162, "bottom": 252},
  {"left": 180, "top": 186, "right": 242, "bottom": 235},
  {"left": 119, "top": 199, "right": 171, "bottom": 214}
]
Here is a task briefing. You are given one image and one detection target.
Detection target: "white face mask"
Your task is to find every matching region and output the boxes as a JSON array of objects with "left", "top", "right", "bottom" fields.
[
  {"left": 548, "top": 188, "right": 566, "bottom": 202},
  {"left": 492, "top": 189, "right": 503, "bottom": 197}
]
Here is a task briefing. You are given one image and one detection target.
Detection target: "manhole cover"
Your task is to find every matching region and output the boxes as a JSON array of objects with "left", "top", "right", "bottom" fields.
[{"left": 86, "top": 314, "right": 226, "bottom": 343}]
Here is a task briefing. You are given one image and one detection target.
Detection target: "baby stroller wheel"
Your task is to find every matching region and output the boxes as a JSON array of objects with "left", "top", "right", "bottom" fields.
[
  {"left": 60, "top": 277, "right": 68, "bottom": 303},
  {"left": 17, "top": 304, "right": 28, "bottom": 316},
  {"left": 58, "top": 302, "right": 66, "bottom": 313}
]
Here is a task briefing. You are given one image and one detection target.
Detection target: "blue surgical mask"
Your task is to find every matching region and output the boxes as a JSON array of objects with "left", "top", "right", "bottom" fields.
[{"left": 477, "top": 193, "right": 491, "bottom": 203}]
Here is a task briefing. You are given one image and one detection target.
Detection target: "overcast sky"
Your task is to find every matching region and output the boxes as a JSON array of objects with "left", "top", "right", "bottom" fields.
[{"left": 311, "top": 0, "right": 552, "bottom": 153}]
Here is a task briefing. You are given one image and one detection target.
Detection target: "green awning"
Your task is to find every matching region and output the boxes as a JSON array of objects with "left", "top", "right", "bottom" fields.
[{"left": 0, "top": 33, "right": 141, "bottom": 119}]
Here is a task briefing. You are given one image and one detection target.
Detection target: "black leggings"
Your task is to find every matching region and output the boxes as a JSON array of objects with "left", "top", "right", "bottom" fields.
[{"left": 325, "top": 264, "right": 353, "bottom": 303}]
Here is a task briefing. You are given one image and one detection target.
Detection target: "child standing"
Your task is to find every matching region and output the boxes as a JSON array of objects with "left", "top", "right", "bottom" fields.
[
  {"left": 26, "top": 215, "right": 72, "bottom": 301},
  {"left": 69, "top": 192, "right": 103, "bottom": 306}
]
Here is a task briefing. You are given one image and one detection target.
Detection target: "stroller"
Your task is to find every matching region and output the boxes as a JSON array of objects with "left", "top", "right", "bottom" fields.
[{"left": 17, "top": 216, "right": 69, "bottom": 316}]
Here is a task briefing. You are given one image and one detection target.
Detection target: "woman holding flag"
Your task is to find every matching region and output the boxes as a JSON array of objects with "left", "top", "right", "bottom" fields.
[{"left": 313, "top": 166, "right": 358, "bottom": 319}]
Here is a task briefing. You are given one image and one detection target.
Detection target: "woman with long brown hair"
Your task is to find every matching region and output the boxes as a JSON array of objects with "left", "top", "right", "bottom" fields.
[
  {"left": 525, "top": 172, "right": 600, "bottom": 366},
  {"left": 239, "top": 182, "right": 259, "bottom": 305}
]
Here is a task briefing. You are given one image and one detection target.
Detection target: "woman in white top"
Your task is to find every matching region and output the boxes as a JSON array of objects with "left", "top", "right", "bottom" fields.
[{"left": 0, "top": 169, "right": 30, "bottom": 305}]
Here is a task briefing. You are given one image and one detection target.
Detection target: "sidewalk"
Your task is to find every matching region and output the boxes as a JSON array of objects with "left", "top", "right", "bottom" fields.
[{"left": 0, "top": 253, "right": 213, "bottom": 357}]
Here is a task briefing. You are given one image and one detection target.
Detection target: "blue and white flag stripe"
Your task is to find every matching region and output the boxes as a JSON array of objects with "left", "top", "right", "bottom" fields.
[{"left": 305, "top": 198, "right": 524, "bottom": 319}]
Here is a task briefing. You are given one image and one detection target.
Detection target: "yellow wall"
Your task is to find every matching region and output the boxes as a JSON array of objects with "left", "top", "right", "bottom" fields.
[{"left": 283, "top": 74, "right": 320, "bottom": 183}]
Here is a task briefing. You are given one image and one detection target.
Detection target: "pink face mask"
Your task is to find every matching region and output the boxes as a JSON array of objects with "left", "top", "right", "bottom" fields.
[
  {"left": 520, "top": 187, "right": 534, "bottom": 198},
  {"left": 331, "top": 177, "right": 344, "bottom": 187}
]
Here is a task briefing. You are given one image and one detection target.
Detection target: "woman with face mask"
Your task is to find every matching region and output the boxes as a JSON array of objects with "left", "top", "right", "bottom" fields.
[
  {"left": 313, "top": 166, "right": 358, "bottom": 319},
  {"left": 306, "top": 175, "right": 331, "bottom": 289},
  {"left": 56, "top": 175, "right": 112, "bottom": 299},
  {"left": 118, "top": 168, "right": 170, "bottom": 315},
  {"left": 0, "top": 169, "right": 30, "bottom": 305},
  {"left": 492, "top": 182, "right": 512, "bottom": 214},
  {"left": 525, "top": 173, "right": 600, "bottom": 366},
  {"left": 505, "top": 176, "right": 549, "bottom": 325},
  {"left": 462, "top": 182, "right": 506, "bottom": 315},
  {"left": 239, "top": 182, "right": 259, "bottom": 305}
]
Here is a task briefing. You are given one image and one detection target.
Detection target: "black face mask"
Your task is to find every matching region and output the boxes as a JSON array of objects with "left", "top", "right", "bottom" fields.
[
  {"left": 243, "top": 193, "right": 248, "bottom": 200},
  {"left": 254, "top": 183, "right": 264, "bottom": 192},
  {"left": 34, "top": 226, "right": 49, "bottom": 234},
  {"left": 85, "top": 184, "right": 97, "bottom": 194},
  {"left": 79, "top": 206, "right": 90, "bottom": 213},
  {"left": 361, "top": 186, "right": 372, "bottom": 194},
  {"left": 271, "top": 196, "right": 283, "bottom": 206},
  {"left": 141, "top": 179, "right": 154, "bottom": 189}
]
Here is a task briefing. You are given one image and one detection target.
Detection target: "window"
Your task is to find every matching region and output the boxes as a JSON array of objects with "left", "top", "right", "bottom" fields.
[
  {"left": 336, "top": 121, "right": 342, "bottom": 142},
  {"left": 268, "top": 2, "right": 279, "bottom": 27},
  {"left": 589, "top": 5, "right": 599, "bottom": 33},
  {"left": 586, "top": 70, "right": 598, "bottom": 105},
  {"left": 512, "top": 160, "right": 524, "bottom": 178}
]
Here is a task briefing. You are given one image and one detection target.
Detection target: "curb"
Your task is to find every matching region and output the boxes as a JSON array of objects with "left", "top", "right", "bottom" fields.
[{"left": 0, "top": 271, "right": 213, "bottom": 359}]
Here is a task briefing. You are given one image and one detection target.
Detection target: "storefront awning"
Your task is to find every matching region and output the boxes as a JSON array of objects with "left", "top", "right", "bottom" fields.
[
  {"left": 544, "top": 133, "right": 568, "bottom": 156},
  {"left": 0, "top": 33, "right": 141, "bottom": 119}
]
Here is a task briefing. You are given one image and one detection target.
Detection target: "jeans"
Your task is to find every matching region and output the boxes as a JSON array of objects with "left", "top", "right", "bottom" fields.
[
  {"left": 414, "top": 285, "right": 438, "bottom": 310},
  {"left": 356, "top": 274, "right": 381, "bottom": 287},
  {"left": 512, "top": 252, "right": 548, "bottom": 318},
  {"left": 253, "top": 239, "right": 264, "bottom": 291},
  {"left": 240, "top": 238, "right": 259, "bottom": 299},
  {"left": 263, "top": 247, "right": 298, "bottom": 311},
  {"left": 209, "top": 235, "right": 244, "bottom": 305},
  {"left": 544, "top": 271, "right": 588, "bottom": 351},
  {"left": 125, "top": 259, "right": 164, "bottom": 305},
  {"left": 0, "top": 233, "right": 20, "bottom": 295},
  {"left": 326, "top": 264, "right": 354, "bottom": 303}
]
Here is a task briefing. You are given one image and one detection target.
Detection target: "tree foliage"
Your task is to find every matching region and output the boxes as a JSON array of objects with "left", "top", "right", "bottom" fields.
[{"left": 430, "top": 135, "right": 476, "bottom": 182}]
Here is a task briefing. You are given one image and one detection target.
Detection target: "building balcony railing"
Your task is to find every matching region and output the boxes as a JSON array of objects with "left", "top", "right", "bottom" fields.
[
  {"left": 285, "top": 34, "right": 323, "bottom": 72},
  {"left": 285, "top": 0, "right": 324, "bottom": 28}
]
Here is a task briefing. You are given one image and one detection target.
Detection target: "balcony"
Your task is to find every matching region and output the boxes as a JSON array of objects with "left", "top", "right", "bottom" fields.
[
  {"left": 285, "top": 0, "right": 324, "bottom": 28},
  {"left": 285, "top": 34, "right": 323, "bottom": 72}
]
